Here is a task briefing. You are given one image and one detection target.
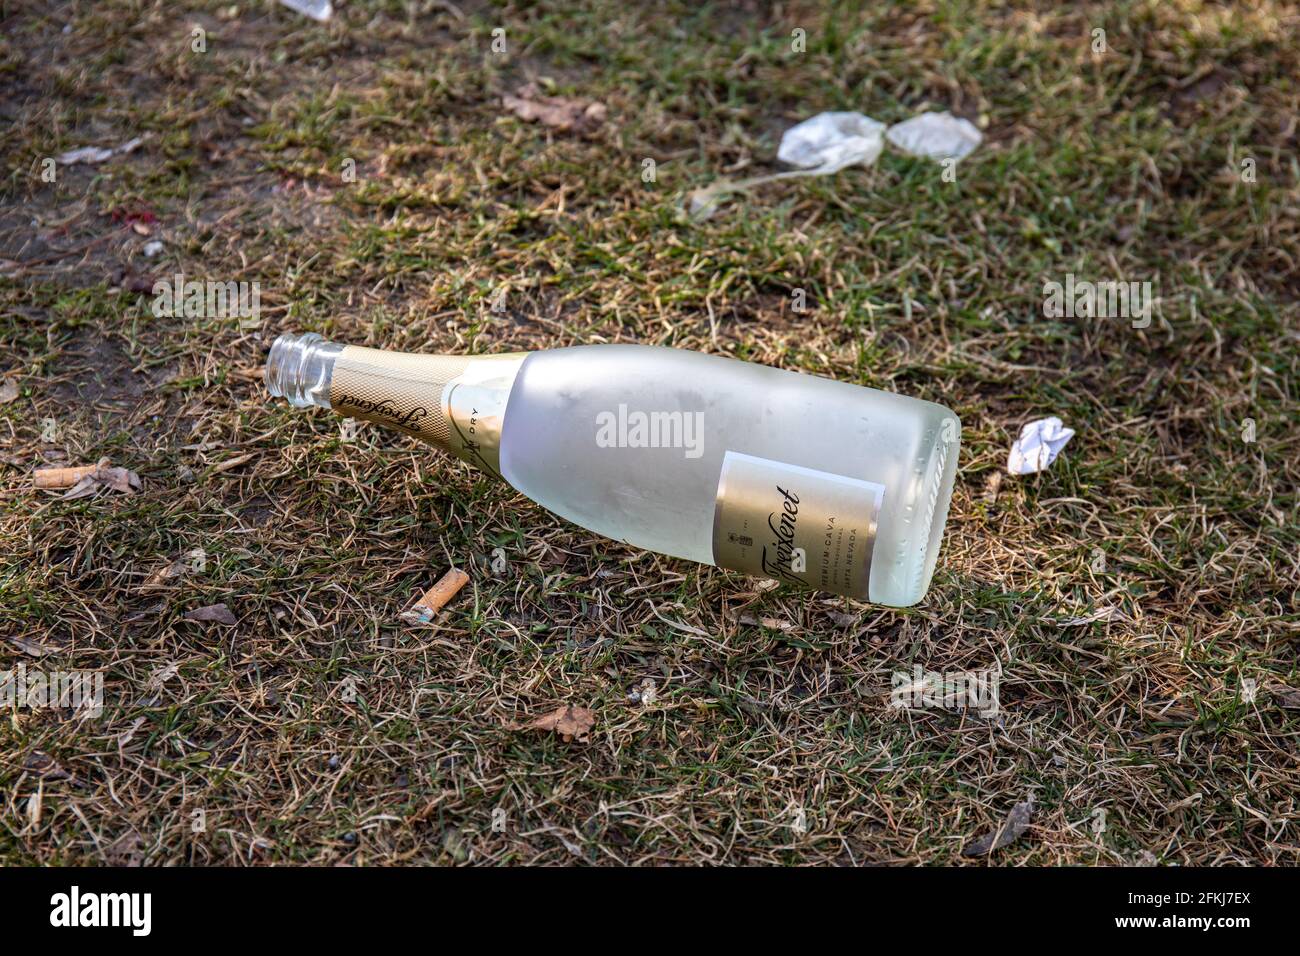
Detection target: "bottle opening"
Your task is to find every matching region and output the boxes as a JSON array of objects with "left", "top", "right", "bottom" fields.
[{"left": 265, "top": 332, "right": 342, "bottom": 409}]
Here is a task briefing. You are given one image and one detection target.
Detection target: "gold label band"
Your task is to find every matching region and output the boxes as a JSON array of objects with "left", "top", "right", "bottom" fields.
[
  {"left": 712, "top": 451, "right": 883, "bottom": 600},
  {"left": 329, "top": 346, "right": 525, "bottom": 477},
  {"left": 331, "top": 347, "right": 470, "bottom": 447}
]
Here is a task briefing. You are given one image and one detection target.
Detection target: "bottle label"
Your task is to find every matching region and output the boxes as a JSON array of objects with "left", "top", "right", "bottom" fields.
[
  {"left": 711, "top": 451, "right": 884, "bottom": 600},
  {"left": 442, "top": 354, "right": 527, "bottom": 478}
]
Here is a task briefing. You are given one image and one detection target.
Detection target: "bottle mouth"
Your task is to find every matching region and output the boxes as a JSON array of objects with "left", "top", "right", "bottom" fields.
[{"left": 265, "top": 332, "right": 340, "bottom": 409}]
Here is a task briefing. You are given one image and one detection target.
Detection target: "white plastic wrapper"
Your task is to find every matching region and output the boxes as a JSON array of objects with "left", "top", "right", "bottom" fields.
[
  {"left": 56, "top": 136, "right": 145, "bottom": 165},
  {"left": 279, "top": 0, "right": 332, "bottom": 21},
  {"left": 885, "top": 111, "right": 982, "bottom": 162},
  {"left": 1007, "top": 417, "right": 1076, "bottom": 475},
  {"left": 686, "top": 108, "right": 984, "bottom": 221},
  {"left": 776, "top": 112, "right": 886, "bottom": 174}
]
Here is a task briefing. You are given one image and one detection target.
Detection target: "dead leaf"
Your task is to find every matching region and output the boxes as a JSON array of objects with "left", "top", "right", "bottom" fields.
[
  {"left": 60, "top": 461, "right": 142, "bottom": 499},
  {"left": 24, "top": 751, "right": 73, "bottom": 782},
  {"left": 62, "top": 475, "right": 103, "bottom": 498},
  {"left": 142, "top": 558, "right": 188, "bottom": 590},
  {"left": 502, "top": 83, "right": 606, "bottom": 134},
  {"left": 1273, "top": 689, "right": 1300, "bottom": 710},
  {"left": 962, "top": 798, "right": 1034, "bottom": 857},
  {"left": 7, "top": 635, "right": 56, "bottom": 657},
  {"left": 212, "top": 452, "right": 255, "bottom": 474},
  {"left": 184, "top": 603, "right": 237, "bottom": 625},
  {"left": 514, "top": 704, "right": 596, "bottom": 742},
  {"left": 148, "top": 662, "right": 181, "bottom": 688},
  {"left": 121, "top": 602, "right": 166, "bottom": 624},
  {"left": 0, "top": 378, "right": 17, "bottom": 404},
  {"left": 96, "top": 465, "right": 141, "bottom": 493}
]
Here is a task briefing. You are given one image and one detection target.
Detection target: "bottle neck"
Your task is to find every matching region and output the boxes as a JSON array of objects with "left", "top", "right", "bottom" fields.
[
  {"left": 264, "top": 332, "right": 342, "bottom": 410},
  {"left": 265, "top": 333, "right": 526, "bottom": 478}
]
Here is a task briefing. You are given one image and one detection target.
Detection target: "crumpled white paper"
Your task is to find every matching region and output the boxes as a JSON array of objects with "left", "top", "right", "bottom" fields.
[
  {"left": 1007, "top": 417, "right": 1075, "bottom": 475},
  {"left": 688, "top": 112, "right": 885, "bottom": 220},
  {"left": 885, "top": 111, "right": 983, "bottom": 162},
  {"left": 777, "top": 111, "right": 886, "bottom": 174},
  {"left": 686, "top": 108, "right": 984, "bottom": 221},
  {"left": 279, "top": 0, "right": 332, "bottom": 21}
]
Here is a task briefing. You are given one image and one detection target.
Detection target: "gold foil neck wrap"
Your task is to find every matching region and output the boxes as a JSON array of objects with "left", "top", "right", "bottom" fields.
[
  {"left": 330, "top": 346, "right": 471, "bottom": 448},
  {"left": 329, "top": 346, "right": 527, "bottom": 479}
]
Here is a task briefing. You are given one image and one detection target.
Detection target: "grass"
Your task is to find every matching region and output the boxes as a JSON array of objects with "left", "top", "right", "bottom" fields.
[{"left": 0, "top": 0, "right": 1296, "bottom": 865}]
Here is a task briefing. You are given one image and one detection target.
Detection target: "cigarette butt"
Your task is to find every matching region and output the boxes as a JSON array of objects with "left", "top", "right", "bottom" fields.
[
  {"left": 34, "top": 457, "right": 110, "bottom": 489},
  {"left": 408, "top": 568, "right": 470, "bottom": 621}
]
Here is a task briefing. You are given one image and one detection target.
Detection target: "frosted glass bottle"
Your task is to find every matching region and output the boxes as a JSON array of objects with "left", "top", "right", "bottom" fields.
[{"left": 265, "top": 333, "right": 960, "bottom": 606}]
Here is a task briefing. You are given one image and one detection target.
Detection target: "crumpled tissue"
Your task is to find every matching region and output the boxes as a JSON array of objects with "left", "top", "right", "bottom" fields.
[
  {"left": 885, "top": 111, "right": 983, "bottom": 162},
  {"left": 777, "top": 112, "right": 886, "bottom": 174},
  {"left": 1007, "top": 417, "right": 1075, "bottom": 475},
  {"left": 686, "top": 108, "right": 984, "bottom": 221},
  {"left": 279, "top": 0, "right": 332, "bottom": 21}
]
